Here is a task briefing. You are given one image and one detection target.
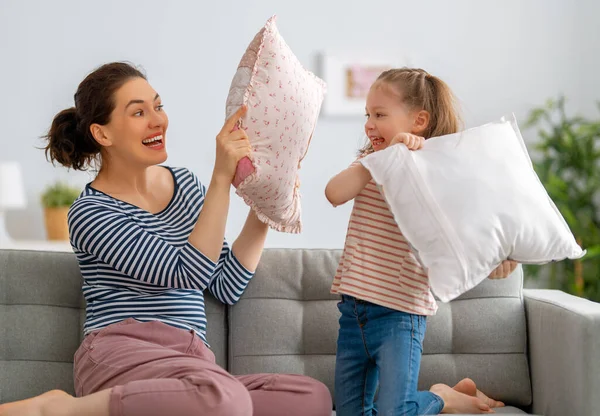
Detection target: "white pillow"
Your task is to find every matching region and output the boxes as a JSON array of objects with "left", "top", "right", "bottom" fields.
[{"left": 359, "top": 115, "right": 585, "bottom": 302}]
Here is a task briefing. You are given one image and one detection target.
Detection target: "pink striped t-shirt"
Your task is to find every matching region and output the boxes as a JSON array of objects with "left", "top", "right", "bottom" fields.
[{"left": 331, "top": 178, "right": 438, "bottom": 316}]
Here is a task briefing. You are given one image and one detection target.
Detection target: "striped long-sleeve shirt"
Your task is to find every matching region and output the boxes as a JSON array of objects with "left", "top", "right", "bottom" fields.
[
  {"left": 68, "top": 166, "right": 254, "bottom": 345},
  {"left": 331, "top": 171, "right": 438, "bottom": 316}
]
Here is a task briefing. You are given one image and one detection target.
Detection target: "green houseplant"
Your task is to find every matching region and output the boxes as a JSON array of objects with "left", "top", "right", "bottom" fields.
[
  {"left": 524, "top": 96, "right": 600, "bottom": 301},
  {"left": 40, "top": 182, "right": 80, "bottom": 240}
]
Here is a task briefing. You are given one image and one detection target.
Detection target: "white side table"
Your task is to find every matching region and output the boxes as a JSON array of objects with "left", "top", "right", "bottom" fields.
[{"left": 0, "top": 240, "right": 73, "bottom": 252}]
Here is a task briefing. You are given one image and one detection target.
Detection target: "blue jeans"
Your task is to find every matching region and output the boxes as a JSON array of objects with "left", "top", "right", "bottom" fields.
[{"left": 335, "top": 295, "right": 444, "bottom": 416}]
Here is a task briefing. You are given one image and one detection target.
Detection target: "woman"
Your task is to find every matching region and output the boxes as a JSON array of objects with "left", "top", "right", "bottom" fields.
[{"left": 0, "top": 62, "right": 332, "bottom": 416}]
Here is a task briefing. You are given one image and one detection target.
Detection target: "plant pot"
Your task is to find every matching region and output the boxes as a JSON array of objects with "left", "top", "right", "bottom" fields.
[{"left": 44, "top": 207, "right": 70, "bottom": 241}]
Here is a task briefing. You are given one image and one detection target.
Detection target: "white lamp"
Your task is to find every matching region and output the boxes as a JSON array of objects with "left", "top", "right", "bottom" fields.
[{"left": 0, "top": 162, "right": 27, "bottom": 244}]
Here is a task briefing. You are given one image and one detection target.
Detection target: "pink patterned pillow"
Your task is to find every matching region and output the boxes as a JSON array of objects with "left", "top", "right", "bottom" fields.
[{"left": 225, "top": 16, "right": 326, "bottom": 233}]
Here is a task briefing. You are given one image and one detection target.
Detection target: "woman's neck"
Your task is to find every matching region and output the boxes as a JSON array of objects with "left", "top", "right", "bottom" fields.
[{"left": 93, "top": 162, "right": 154, "bottom": 197}]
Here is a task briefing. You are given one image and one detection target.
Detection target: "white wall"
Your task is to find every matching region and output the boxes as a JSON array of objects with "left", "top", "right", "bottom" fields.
[
  {"left": 577, "top": 0, "right": 600, "bottom": 117},
  {"left": 0, "top": 0, "right": 595, "bottom": 248}
]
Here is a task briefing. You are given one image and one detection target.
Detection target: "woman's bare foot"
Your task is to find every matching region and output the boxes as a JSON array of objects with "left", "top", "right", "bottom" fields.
[
  {"left": 0, "top": 390, "right": 71, "bottom": 416},
  {"left": 430, "top": 383, "right": 495, "bottom": 414},
  {"left": 453, "top": 378, "right": 505, "bottom": 408}
]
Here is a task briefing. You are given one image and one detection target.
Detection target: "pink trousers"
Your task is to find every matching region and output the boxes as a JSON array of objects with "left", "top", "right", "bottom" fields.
[{"left": 74, "top": 319, "right": 332, "bottom": 416}]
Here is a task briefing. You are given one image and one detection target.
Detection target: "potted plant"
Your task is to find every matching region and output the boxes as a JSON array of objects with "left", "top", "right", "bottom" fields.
[
  {"left": 40, "top": 182, "right": 80, "bottom": 241},
  {"left": 524, "top": 96, "right": 600, "bottom": 301}
]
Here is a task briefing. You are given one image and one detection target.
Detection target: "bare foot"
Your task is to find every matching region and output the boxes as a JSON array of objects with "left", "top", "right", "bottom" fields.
[
  {"left": 453, "top": 378, "right": 505, "bottom": 408},
  {"left": 430, "top": 383, "right": 494, "bottom": 414},
  {"left": 0, "top": 390, "right": 71, "bottom": 416}
]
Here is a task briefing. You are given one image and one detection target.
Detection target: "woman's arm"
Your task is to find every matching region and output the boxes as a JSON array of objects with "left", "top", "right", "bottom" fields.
[
  {"left": 231, "top": 210, "right": 269, "bottom": 272},
  {"left": 207, "top": 210, "right": 269, "bottom": 305},
  {"left": 188, "top": 106, "right": 251, "bottom": 262},
  {"left": 488, "top": 260, "right": 518, "bottom": 279},
  {"left": 69, "top": 198, "right": 218, "bottom": 290},
  {"left": 187, "top": 175, "right": 231, "bottom": 262}
]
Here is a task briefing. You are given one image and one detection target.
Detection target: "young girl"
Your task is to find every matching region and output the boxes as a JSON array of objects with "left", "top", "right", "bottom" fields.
[{"left": 326, "top": 68, "right": 516, "bottom": 415}]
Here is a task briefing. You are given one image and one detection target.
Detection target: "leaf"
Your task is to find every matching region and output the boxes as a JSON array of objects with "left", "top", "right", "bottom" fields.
[
  {"left": 41, "top": 182, "right": 81, "bottom": 208},
  {"left": 582, "top": 245, "right": 600, "bottom": 260},
  {"left": 558, "top": 206, "right": 578, "bottom": 228},
  {"left": 545, "top": 173, "right": 569, "bottom": 200},
  {"left": 526, "top": 96, "right": 600, "bottom": 301},
  {"left": 525, "top": 108, "right": 547, "bottom": 128},
  {"left": 523, "top": 264, "right": 542, "bottom": 279}
]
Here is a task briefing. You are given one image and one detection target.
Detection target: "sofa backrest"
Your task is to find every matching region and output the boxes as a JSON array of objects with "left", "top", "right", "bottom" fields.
[
  {"left": 1, "top": 250, "right": 82, "bottom": 402},
  {"left": 228, "top": 249, "right": 342, "bottom": 397},
  {"left": 1, "top": 248, "right": 532, "bottom": 407},
  {"left": 422, "top": 265, "right": 532, "bottom": 406},
  {"left": 229, "top": 249, "right": 532, "bottom": 407}
]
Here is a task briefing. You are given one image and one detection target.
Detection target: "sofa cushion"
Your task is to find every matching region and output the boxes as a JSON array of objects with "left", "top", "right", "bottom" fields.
[
  {"left": 229, "top": 249, "right": 531, "bottom": 407},
  {"left": 332, "top": 408, "right": 529, "bottom": 415},
  {"left": 228, "top": 249, "right": 341, "bottom": 399},
  {"left": 332, "top": 409, "right": 529, "bottom": 415},
  {"left": 420, "top": 267, "right": 532, "bottom": 406}
]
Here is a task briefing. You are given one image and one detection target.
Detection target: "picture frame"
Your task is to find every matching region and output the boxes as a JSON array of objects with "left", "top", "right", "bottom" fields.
[{"left": 319, "top": 52, "right": 410, "bottom": 117}]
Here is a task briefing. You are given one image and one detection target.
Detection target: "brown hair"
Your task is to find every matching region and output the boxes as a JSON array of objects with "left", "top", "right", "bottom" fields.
[
  {"left": 360, "top": 67, "right": 462, "bottom": 154},
  {"left": 43, "top": 62, "right": 146, "bottom": 170}
]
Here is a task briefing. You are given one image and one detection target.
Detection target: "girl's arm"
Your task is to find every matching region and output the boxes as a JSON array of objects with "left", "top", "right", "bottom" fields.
[
  {"left": 325, "top": 134, "right": 425, "bottom": 207},
  {"left": 325, "top": 163, "right": 372, "bottom": 207}
]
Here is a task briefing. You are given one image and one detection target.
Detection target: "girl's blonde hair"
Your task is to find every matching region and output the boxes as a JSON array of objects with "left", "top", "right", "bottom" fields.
[{"left": 360, "top": 67, "right": 462, "bottom": 154}]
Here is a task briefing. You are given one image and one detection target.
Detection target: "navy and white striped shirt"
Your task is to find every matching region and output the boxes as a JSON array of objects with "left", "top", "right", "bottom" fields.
[{"left": 68, "top": 166, "right": 254, "bottom": 345}]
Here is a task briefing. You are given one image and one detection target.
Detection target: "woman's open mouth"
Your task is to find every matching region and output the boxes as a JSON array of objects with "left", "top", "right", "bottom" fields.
[{"left": 142, "top": 134, "right": 164, "bottom": 149}]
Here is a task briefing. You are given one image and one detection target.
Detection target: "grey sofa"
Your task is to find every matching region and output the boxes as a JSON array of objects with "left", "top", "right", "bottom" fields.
[{"left": 1, "top": 248, "right": 599, "bottom": 415}]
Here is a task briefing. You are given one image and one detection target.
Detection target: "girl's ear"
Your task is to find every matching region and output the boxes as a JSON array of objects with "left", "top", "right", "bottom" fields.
[{"left": 412, "top": 110, "right": 430, "bottom": 135}]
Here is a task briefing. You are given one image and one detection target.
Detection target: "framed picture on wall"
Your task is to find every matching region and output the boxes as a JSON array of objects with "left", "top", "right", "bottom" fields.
[{"left": 319, "top": 53, "right": 410, "bottom": 117}]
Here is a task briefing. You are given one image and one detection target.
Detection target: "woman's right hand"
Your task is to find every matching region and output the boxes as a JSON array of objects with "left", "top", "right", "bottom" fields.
[
  {"left": 213, "top": 106, "right": 251, "bottom": 183},
  {"left": 390, "top": 132, "right": 425, "bottom": 150}
]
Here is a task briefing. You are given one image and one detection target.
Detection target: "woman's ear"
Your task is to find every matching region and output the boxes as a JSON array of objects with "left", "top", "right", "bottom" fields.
[
  {"left": 412, "top": 110, "right": 430, "bottom": 135},
  {"left": 90, "top": 124, "right": 113, "bottom": 147}
]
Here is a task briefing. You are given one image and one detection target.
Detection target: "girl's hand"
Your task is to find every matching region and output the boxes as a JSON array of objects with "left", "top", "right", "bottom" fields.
[
  {"left": 213, "top": 106, "right": 252, "bottom": 183},
  {"left": 390, "top": 133, "right": 425, "bottom": 150},
  {"left": 488, "top": 260, "right": 518, "bottom": 279}
]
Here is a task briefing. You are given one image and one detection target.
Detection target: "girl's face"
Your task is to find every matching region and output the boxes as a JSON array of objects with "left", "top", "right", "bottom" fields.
[{"left": 364, "top": 83, "right": 417, "bottom": 152}]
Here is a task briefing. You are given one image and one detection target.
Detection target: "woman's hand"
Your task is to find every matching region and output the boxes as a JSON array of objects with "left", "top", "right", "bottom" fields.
[
  {"left": 488, "top": 260, "right": 518, "bottom": 279},
  {"left": 213, "top": 106, "right": 251, "bottom": 184},
  {"left": 390, "top": 132, "right": 425, "bottom": 150}
]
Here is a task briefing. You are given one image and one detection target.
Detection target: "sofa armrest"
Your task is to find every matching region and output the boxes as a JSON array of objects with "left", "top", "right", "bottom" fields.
[{"left": 524, "top": 289, "right": 600, "bottom": 416}]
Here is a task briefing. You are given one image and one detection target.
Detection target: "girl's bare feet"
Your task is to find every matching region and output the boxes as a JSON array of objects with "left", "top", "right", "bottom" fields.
[
  {"left": 453, "top": 378, "right": 505, "bottom": 408},
  {"left": 0, "top": 390, "right": 71, "bottom": 416},
  {"left": 430, "top": 383, "right": 495, "bottom": 414}
]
